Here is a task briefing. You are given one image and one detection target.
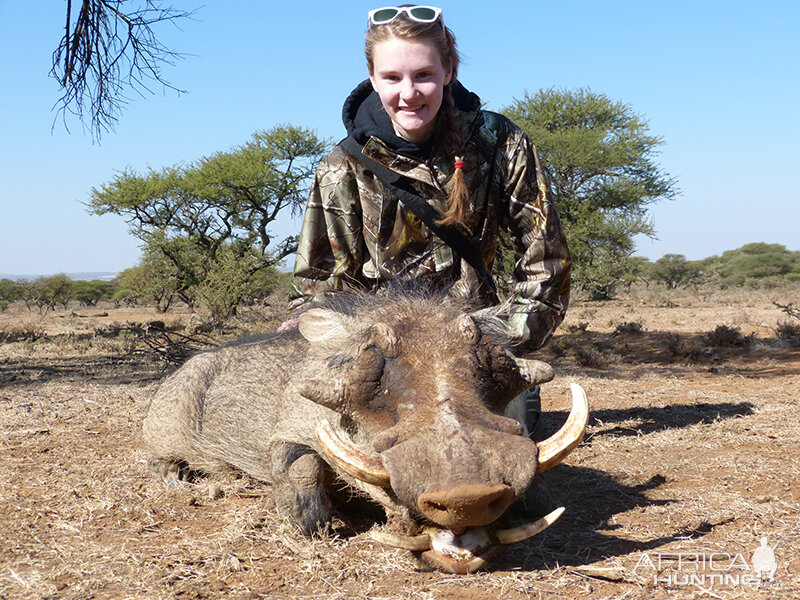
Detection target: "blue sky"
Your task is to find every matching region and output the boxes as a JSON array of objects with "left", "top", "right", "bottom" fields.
[{"left": 1, "top": 1, "right": 798, "bottom": 276}]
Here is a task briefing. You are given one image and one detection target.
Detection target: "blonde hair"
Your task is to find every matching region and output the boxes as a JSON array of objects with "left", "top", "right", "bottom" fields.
[{"left": 365, "top": 11, "right": 471, "bottom": 228}]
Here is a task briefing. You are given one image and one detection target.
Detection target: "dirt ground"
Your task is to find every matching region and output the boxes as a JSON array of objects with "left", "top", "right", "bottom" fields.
[{"left": 1, "top": 287, "right": 799, "bottom": 599}]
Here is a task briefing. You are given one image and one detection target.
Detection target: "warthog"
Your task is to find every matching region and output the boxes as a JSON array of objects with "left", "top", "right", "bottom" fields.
[{"left": 143, "top": 291, "right": 588, "bottom": 573}]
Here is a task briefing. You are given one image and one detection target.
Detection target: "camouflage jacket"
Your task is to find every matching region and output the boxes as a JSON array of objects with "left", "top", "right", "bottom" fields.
[{"left": 292, "top": 108, "right": 570, "bottom": 351}]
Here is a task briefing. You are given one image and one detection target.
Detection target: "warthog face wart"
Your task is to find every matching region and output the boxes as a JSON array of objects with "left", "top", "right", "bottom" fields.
[{"left": 143, "top": 291, "right": 588, "bottom": 573}]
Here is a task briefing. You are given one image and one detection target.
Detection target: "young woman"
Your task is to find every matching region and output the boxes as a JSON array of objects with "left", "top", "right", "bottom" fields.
[{"left": 291, "top": 5, "right": 570, "bottom": 355}]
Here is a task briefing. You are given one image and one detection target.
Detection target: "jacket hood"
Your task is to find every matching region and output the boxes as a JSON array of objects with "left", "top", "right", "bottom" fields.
[{"left": 342, "top": 79, "right": 482, "bottom": 158}]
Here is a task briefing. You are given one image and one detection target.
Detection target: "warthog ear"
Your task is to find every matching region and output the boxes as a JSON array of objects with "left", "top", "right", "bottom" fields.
[
  {"left": 457, "top": 314, "right": 480, "bottom": 343},
  {"left": 370, "top": 322, "right": 399, "bottom": 356},
  {"left": 469, "top": 305, "right": 524, "bottom": 348},
  {"left": 299, "top": 309, "right": 353, "bottom": 348}
]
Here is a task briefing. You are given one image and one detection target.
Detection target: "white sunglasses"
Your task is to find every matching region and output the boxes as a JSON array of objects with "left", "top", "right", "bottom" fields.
[{"left": 368, "top": 6, "right": 443, "bottom": 27}]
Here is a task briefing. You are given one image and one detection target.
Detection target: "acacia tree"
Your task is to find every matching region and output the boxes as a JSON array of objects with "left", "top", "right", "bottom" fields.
[
  {"left": 91, "top": 125, "right": 328, "bottom": 319},
  {"left": 502, "top": 88, "right": 677, "bottom": 299},
  {"left": 18, "top": 275, "right": 74, "bottom": 314},
  {"left": 52, "top": 0, "right": 193, "bottom": 139},
  {"left": 702, "top": 243, "right": 800, "bottom": 288},
  {"left": 649, "top": 254, "right": 702, "bottom": 289},
  {"left": 0, "top": 279, "right": 22, "bottom": 312},
  {"left": 113, "top": 248, "right": 190, "bottom": 311},
  {"left": 72, "top": 280, "right": 116, "bottom": 306}
]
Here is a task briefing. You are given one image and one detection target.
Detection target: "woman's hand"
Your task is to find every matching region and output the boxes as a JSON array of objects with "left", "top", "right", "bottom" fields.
[{"left": 277, "top": 317, "right": 300, "bottom": 333}]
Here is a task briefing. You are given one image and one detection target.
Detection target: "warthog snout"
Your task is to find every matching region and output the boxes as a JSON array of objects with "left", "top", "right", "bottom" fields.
[{"left": 418, "top": 484, "right": 516, "bottom": 529}]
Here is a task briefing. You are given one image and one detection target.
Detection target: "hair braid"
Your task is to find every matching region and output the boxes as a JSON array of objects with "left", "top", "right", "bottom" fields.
[{"left": 435, "top": 84, "right": 470, "bottom": 227}]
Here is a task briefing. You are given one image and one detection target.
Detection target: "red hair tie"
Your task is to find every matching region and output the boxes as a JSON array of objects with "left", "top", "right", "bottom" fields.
[{"left": 454, "top": 160, "right": 465, "bottom": 170}]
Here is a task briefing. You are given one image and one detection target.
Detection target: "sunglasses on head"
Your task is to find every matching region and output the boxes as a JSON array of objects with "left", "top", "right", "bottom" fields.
[{"left": 368, "top": 5, "right": 443, "bottom": 27}]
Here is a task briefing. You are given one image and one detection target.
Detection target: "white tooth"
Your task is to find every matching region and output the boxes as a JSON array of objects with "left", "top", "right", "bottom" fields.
[{"left": 429, "top": 527, "right": 491, "bottom": 560}]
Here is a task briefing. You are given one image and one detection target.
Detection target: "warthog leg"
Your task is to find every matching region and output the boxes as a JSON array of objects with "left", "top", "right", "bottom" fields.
[
  {"left": 148, "top": 458, "right": 191, "bottom": 485},
  {"left": 272, "top": 444, "right": 333, "bottom": 535}
]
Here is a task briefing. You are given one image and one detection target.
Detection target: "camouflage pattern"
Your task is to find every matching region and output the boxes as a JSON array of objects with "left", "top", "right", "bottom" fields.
[{"left": 292, "top": 109, "right": 571, "bottom": 351}]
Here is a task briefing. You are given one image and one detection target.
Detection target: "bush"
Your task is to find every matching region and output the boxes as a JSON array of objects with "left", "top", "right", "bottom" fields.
[
  {"left": 549, "top": 337, "right": 568, "bottom": 358},
  {"left": 0, "top": 324, "right": 45, "bottom": 343},
  {"left": 662, "top": 333, "right": 704, "bottom": 361},
  {"left": 197, "top": 245, "right": 282, "bottom": 321},
  {"left": 704, "top": 325, "right": 753, "bottom": 348},
  {"left": 775, "top": 321, "right": 800, "bottom": 347},
  {"left": 572, "top": 343, "right": 605, "bottom": 368},
  {"left": 614, "top": 321, "right": 645, "bottom": 335},
  {"left": 562, "top": 321, "right": 589, "bottom": 334}
]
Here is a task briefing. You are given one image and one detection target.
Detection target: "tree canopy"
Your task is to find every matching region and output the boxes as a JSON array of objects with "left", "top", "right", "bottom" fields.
[
  {"left": 648, "top": 254, "right": 702, "bottom": 289},
  {"left": 502, "top": 88, "right": 677, "bottom": 299},
  {"left": 702, "top": 243, "right": 800, "bottom": 287},
  {"left": 90, "top": 125, "right": 329, "bottom": 318},
  {"left": 635, "top": 243, "right": 800, "bottom": 290}
]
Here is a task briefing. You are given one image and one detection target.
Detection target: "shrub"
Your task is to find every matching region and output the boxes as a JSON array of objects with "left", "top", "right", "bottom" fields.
[
  {"left": 704, "top": 325, "right": 753, "bottom": 348},
  {"left": 572, "top": 343, "right": 605, "bottom": 368},
  {"left": 0, "top": 324, "right": 45, "bottom": 343},
  {"left": 711, "top": 243, "right": 800, "bottom": 287},
  {"left": 563, "top": 321, "right": 589, "bottom": 334},
  {"left": 775, "top": 321, "right": 800, "bottom": 347},
  {"left": 614, "top": 321, "right": 645, "bottom": 335},
  {"left": 662, "top": 333, "right": 704, "bottom": 361},
  {"left": 549, "top": 338, "right": 568, "bottom": 358}
]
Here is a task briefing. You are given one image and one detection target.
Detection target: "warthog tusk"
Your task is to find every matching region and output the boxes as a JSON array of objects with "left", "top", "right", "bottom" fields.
[
  {"left": 495, "top": 506, "right": 565, "bottom": 544},
  {"left": 536, "top": 383, "right": 589, "bottom": 473},
  {"left": 316, "top": 420, "right": 392, "bottom": 487},
  {"left": 511, "top": 357, "right": 555, "bottom": 385},
  {"left": 369, "top": 529, "right": 432, "bottom": 551}
]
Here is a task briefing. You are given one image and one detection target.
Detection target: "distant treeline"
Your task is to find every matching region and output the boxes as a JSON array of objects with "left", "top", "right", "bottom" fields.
[
  {"left": 0, "top": 270, "right": 292, "bottom": 316},
  {"left": 0, "top": 275, "right": 119, "bottom": 315},
  {"left": 1, "top": 243, "right": 798, "bottom": 315},
  {"left": 640, "top": 243, "right": 800, "bottom": 291}
]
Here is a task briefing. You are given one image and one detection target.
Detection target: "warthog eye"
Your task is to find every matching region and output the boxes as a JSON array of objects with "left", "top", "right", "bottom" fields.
[{"left": 339, "top": 414, "right": 359, "bottom": 438}]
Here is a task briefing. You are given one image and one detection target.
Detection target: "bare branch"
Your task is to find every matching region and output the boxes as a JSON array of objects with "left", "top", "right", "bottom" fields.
[
  {"left": 51, "top": 0, "right": 195, "bottom": 140},
  {"left": 774, "top": 302, "right": 800, "bottom": 321}
]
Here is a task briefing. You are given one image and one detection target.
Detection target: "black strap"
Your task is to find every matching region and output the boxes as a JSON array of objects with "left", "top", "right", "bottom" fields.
[{"left": 341, "top": 136, "right": 496, "bottom": 292}]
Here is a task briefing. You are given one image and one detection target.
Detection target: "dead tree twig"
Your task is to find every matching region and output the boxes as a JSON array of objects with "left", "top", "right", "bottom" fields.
[{"left": 51, "top": 0, "right": 195, "bottom": 139}]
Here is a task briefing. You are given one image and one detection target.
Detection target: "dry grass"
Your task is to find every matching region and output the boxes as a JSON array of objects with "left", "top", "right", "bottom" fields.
[{"left": 1, "top": 288, "right": 800, "bottom": 599}]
